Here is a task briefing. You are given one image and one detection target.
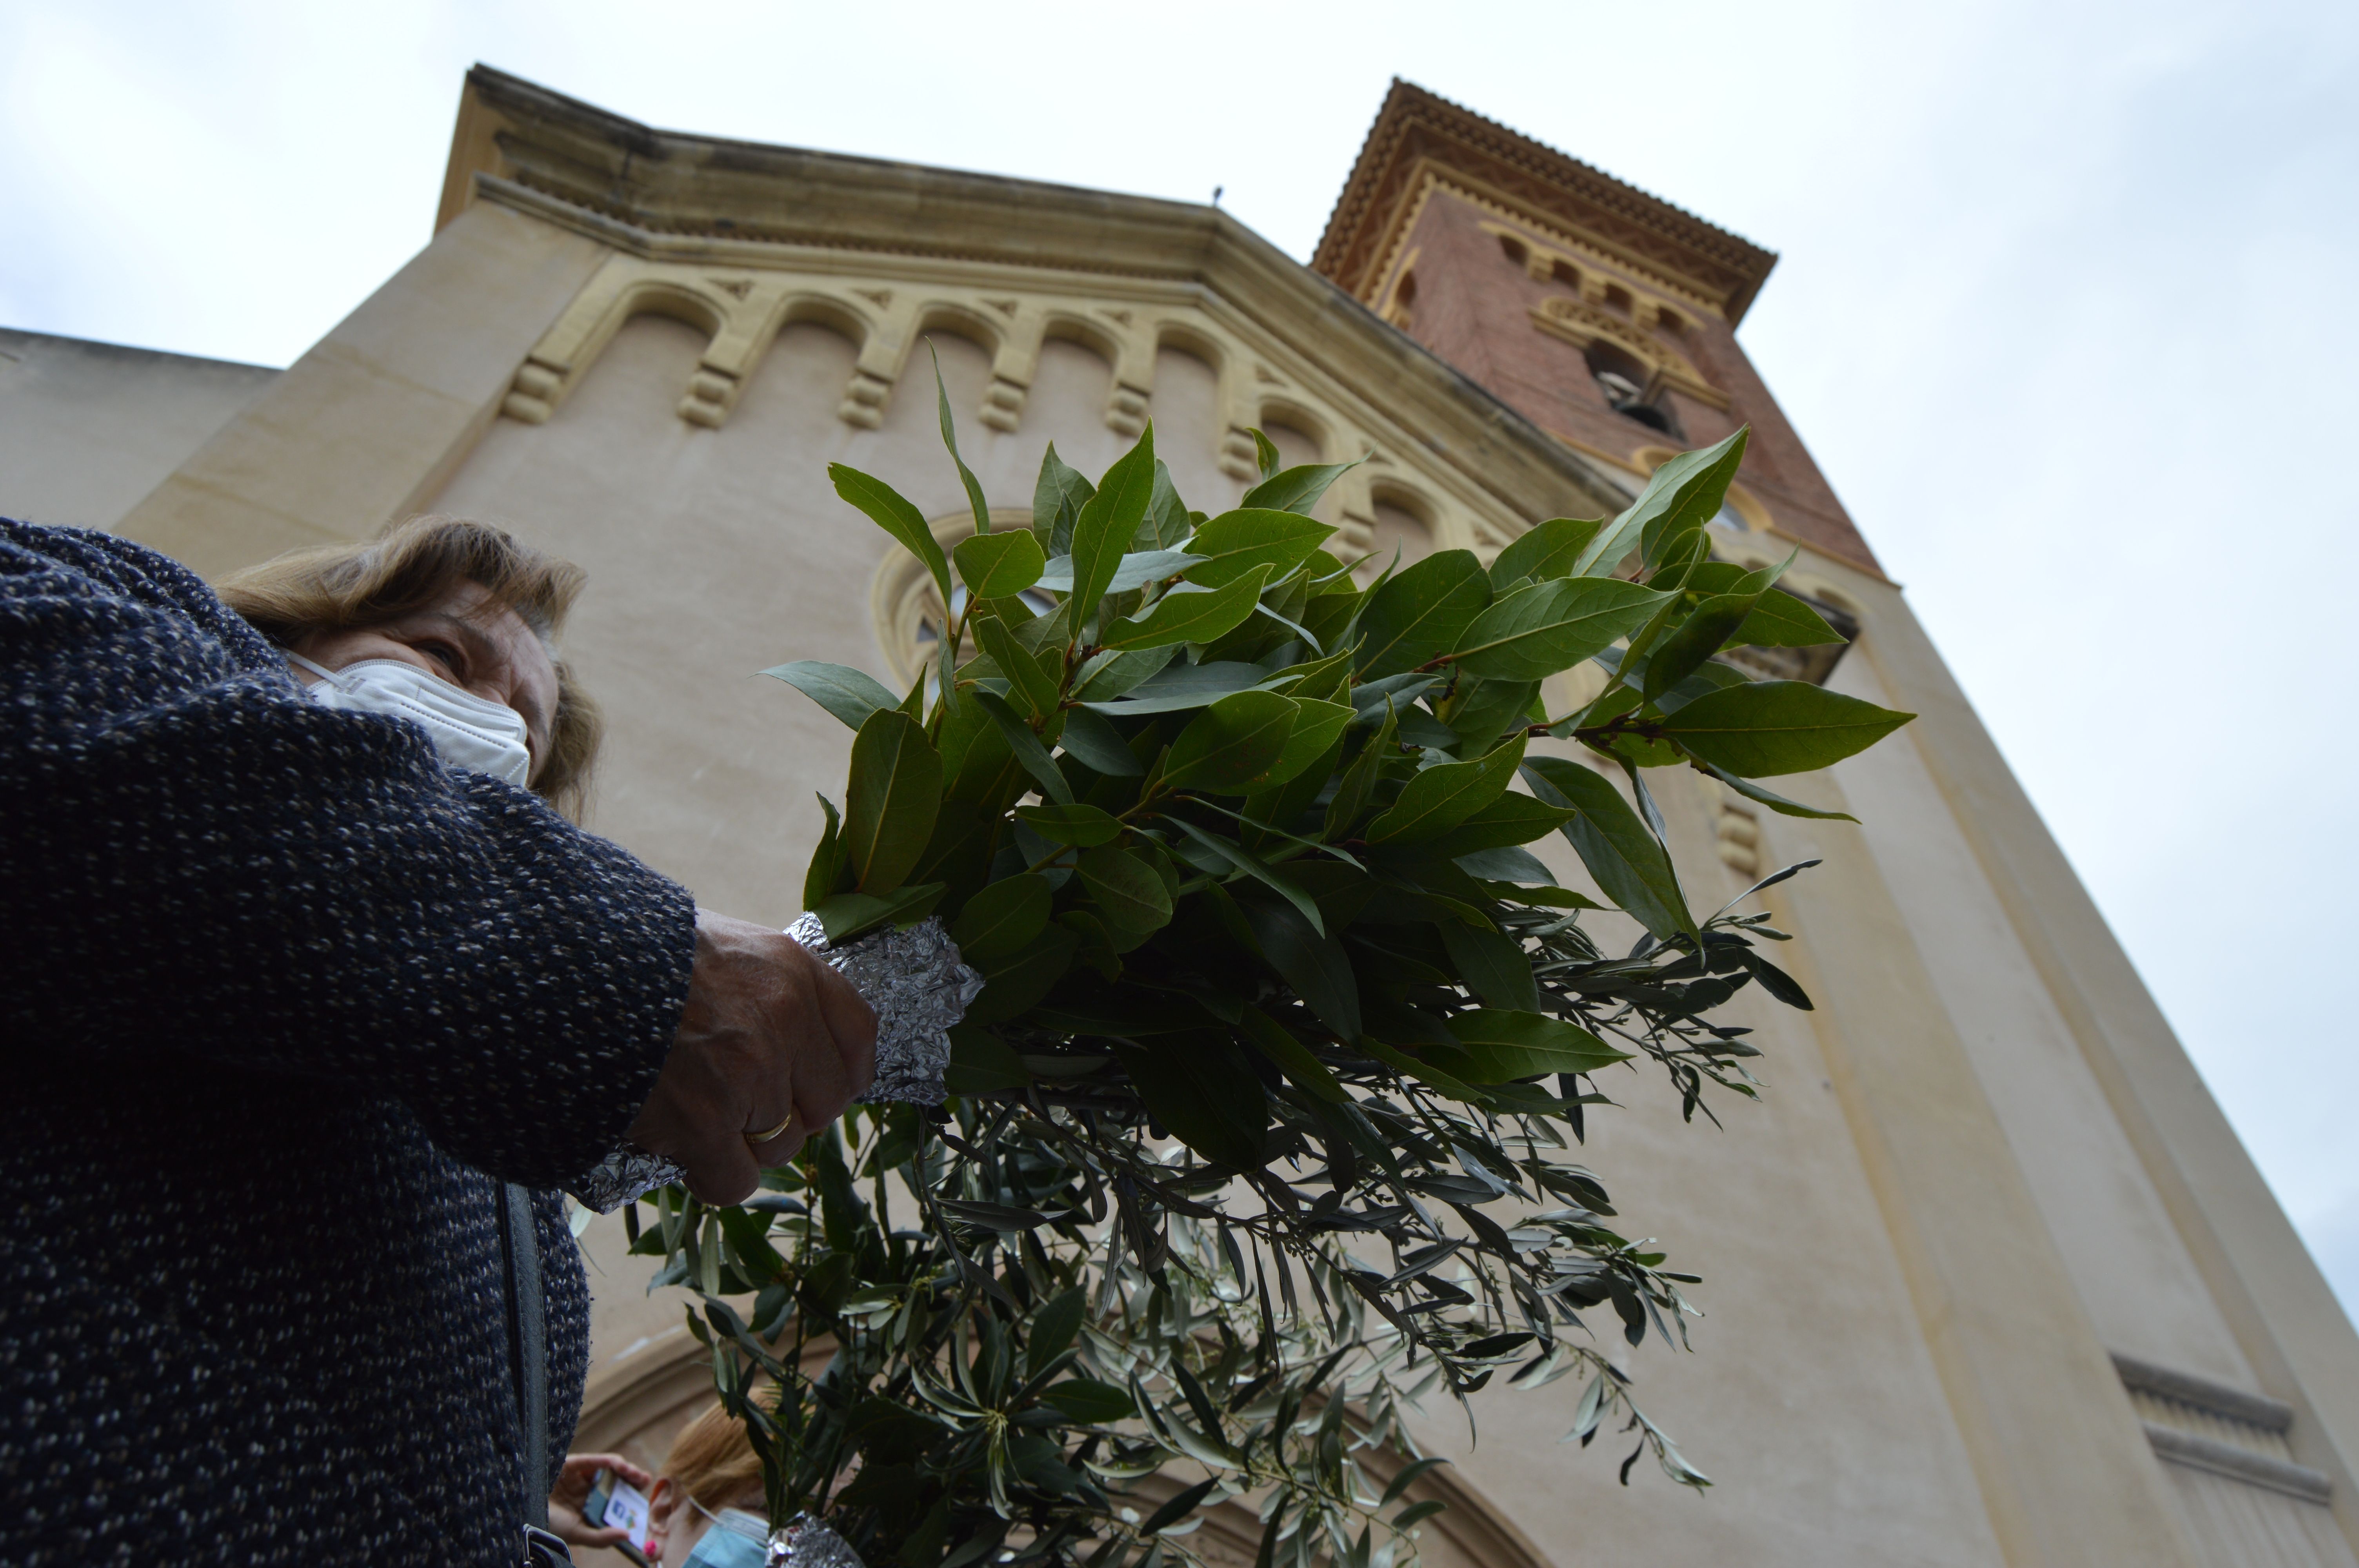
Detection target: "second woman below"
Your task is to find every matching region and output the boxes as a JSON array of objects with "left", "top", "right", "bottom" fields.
[{"left": 644, "top": 1394, "right": 781, "bottom": 1567}]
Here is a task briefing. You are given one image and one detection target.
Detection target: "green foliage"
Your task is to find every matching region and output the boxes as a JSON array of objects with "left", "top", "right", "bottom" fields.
[
  {"left": 1657, "top": 682, "right": 1912, "bottom": 777},
  {"left": 954, "top": 532, "right": 1049, "bottom": 600},
  {"left": 676, "top": 413, "right": 1913, "bottom": 1568},
  {"left": 843, "top": 710, "right": 943, "bottom": 895},
  {"left": 762, "top": 661, "right": 901, "bottom": 732},
  {"left": 1101, "top": 567, "right": 1271, "bottom": 651},
  {"left": 1454, "top": 578, "right": 1664, "bottom": 683}
]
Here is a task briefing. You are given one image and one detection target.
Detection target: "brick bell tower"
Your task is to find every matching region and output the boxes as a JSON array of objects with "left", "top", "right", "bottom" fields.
[{"left": 1314, "top": 80, "right": 1880, "bottom": 579}]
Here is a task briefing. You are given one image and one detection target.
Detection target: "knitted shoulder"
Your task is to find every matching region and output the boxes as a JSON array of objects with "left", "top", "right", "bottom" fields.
[{"left": 0, "top": 519, "right": 284, "bottom": 675}]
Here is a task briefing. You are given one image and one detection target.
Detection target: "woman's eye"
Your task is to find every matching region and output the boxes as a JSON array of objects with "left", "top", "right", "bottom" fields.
[{"left": 418, "top": 641, "right": 463, "bottom": 674}]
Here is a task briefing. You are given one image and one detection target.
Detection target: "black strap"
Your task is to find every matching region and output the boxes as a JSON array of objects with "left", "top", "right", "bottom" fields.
[
  {"left": 497, "top": 1181, "right": 557, "bottom": 1548},
  {"left": 523, "top": 1524, "right": 575, "bottom": 1566}
]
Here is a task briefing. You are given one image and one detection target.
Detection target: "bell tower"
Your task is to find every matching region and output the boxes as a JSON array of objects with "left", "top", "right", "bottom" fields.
[{"left": 1314, "top": 80, "right": 1880, "bottom": 578}]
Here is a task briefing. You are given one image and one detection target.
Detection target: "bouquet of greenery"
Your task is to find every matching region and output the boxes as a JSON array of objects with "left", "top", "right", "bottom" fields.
[{"left": 628, "top": 376, "right": 1912, "bottom": 1568}]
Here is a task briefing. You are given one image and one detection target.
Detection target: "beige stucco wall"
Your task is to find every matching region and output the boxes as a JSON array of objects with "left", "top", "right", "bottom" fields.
[
  {"left": 1829, "top": 645, "right": 2257, "bottom": 1385},
  {"left": 115, "top": 198, "right": 612, "bottom": 576},
  {"left": 0, "top": 327, "right": 276, "bottom": 532},
  {"left": 70, "top": 171, "right": 2355, "bottom": 1565}
]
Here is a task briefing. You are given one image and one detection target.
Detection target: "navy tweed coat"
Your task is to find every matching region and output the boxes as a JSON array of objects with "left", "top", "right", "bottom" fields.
[{"left": 0, "top": 521, "right": 699, "bottom": 1564}]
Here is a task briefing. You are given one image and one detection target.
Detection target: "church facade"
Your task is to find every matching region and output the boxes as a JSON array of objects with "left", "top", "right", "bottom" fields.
[{"left": 7, "top": 67, "right": 2356, "bottom": 1568}]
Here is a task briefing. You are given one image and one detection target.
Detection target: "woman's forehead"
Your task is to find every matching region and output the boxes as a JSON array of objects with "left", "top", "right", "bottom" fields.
[
  {"left": 436, "top": 583, "right": 543, "bottom": 655},
  {"left": 432, "top": 578, "right": 515, "bottom": 627}
]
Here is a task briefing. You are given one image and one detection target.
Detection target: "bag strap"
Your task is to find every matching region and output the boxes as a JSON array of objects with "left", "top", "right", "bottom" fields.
[
  {"left": 496, "top": 1181, "right": 556, "bottom": 1541},
  {"left": 523, "top": 1524, "right": 576, "bottom": 1566}
]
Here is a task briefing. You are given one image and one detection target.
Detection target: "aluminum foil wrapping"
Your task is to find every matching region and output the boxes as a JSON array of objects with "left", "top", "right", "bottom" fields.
[
  {"left": 568, "top": 1142, "right": 684, "bottom": 1218},
  {"left": 765, "top": 1513, "right": 865, "bottom": 1568},
  {"left": 789, "top": 912, "right": 985, "bottom": 1107},
  {"left": 568, "top": 915, "right": 984, "bottom": 1213}
]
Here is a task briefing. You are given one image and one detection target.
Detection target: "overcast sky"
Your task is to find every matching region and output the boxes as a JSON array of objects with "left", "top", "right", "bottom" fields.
[{"left": 5, "top": 0, "right": 2355, "bottom": 1312}]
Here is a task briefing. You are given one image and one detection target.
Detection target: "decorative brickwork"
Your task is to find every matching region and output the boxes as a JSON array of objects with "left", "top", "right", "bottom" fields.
[
  {"left": 1314, "top": 82, "right": 1776, "bottom": 317},
  {"left": 1315, "top": 82, "right": 1885, "bottom": 577}
]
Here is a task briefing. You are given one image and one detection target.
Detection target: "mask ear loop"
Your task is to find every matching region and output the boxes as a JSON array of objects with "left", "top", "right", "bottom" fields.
[
  {"left": 284, "top": 651, "right": 343, "bottom": 684},
  {"left": 688, "top": 1496, "right": 771, "bottom": 1542}
]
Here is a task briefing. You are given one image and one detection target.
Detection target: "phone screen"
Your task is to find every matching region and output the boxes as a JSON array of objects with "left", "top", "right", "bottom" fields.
[{"left": 586, "top": 1468, "right": 656, "bottom": 1555}]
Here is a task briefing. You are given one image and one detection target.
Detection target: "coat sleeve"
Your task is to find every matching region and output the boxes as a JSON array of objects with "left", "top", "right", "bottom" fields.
[{"left": 0, "top": 521, "right": 697, "bottom": 1188}]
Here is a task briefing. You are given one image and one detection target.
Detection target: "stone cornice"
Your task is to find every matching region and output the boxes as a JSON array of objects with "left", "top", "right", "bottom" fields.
[
  {"left": 444, "top": 68, "right": 1230, "bottom": 281},
  {"left": 439, "top": 67, "right": 1636, "bottom": 527},
  {"left": 1313, "top": 80, "right": 1778, "bottom": 323}
]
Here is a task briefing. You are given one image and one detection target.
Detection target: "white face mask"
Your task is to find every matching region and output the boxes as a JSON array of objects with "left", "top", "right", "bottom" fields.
[{"left": 287, "top": 651, "right": 535, "bottom": 788}]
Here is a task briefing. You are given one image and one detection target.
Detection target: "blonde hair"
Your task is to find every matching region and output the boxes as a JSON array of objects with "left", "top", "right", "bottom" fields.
[
  {"left": 662, "top": 1394, "right": 771, "bottom": 1514},
  {"left": 214, "top": 515, "right": 603, "bottom": 817}
]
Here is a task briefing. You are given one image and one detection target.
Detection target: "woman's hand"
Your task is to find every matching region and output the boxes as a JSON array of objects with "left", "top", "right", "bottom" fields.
[
  {"left": 628, "top": 910, "right": 878, "bottom": 1205},
  {"left": 549, "top": 1452, "right": 656, "bottom": 1553}
]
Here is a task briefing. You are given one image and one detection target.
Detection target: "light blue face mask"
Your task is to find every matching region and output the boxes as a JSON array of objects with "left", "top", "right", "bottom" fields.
[{"left": 682, "top": 1500, "right": 771, "bottom": 1568}]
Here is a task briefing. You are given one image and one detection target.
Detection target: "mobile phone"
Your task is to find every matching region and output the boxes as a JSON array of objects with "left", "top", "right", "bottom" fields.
[{"left": 585, "top": 1467, "right": 657, "bottom": 1562}]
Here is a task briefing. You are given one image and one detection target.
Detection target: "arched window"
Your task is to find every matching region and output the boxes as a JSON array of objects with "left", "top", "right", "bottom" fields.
[
  {"left": 1498, "top": 234, "right": 1529, "bottom": 268},
  {"left": 1384, "top": 270, "right": 1417, "bottom": 328},
  {"left": 1363, "top": 492, "right": 1438, "bottom": 577},
  {"left": 1583, "top": 341, "right": 1681, "bottom": 437},
  {"left": 872, "top": 511, "right": 1054, "bottom": 686},
  {"left": 1258, "top": 408, "right": 1327, "bottom": 472}
]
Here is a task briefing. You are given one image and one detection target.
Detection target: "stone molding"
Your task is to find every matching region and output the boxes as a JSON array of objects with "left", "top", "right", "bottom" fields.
[
  {"left": 2116, "top": 1350, "right": 2300, "bottom": 1434},
  {"left": 2144, "top": 1423, "right": 2334, "bottom": 1505},
  {"left": 494, "top": 245, "right": 1156, "bottom": 440},
  {"left": 1359, "top": 172, "right": 1733, "bottom": 350},
  {"left": 435, "top": 66, "right": 1644, "bottom": 542},
  {"left": 465, "top": 172, "right": 1625, "bottom": 569},
  {"left": 1452, "top": 174, "right": 1735, "bottom": 314},
  {"left": 1476, "top": 218, "right": 1713, "bottom": 327},
  {"left": 1528, "top": 296, "right": 1730, "bottom": 412},
  {"left": 1312, "top": 80, "right": 1777, "bottom": 320},
  {"left": 2112, "top": 1351, "right": 2336, "bottom": 1506}
]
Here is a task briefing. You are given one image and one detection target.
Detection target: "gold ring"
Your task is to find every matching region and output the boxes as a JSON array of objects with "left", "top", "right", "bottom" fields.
[{"left": 747, "top": 1109, "right": 795, "bottom": 1146}]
